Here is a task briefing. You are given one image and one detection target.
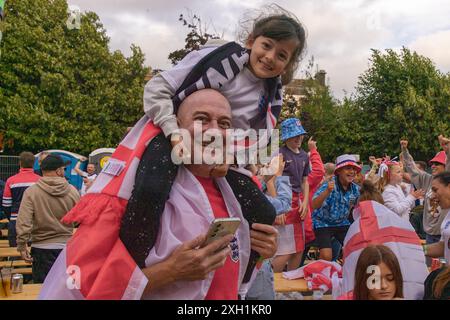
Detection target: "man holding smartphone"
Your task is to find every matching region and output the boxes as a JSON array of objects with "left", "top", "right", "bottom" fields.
[{"left": 40, "top": 89, "right": 278, "bottom": 300}]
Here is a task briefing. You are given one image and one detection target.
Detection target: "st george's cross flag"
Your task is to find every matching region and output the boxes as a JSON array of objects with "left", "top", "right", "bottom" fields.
[{"left": 341, "top": 200, "right": 429, "bottom": 300}]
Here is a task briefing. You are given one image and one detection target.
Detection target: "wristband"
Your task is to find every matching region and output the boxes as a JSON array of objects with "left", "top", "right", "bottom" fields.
[{"left": 422, "top": 244, "right": 428, "bottom": 256}]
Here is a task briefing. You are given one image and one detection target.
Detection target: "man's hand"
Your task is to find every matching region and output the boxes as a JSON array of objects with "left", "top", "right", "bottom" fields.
[
  {"left": 438, "top": 135, "right": 450, "bottom": 153},
  {"left": 141, "top": 233, "right": 233, "bottom": 295},
  {"left": 163, "top": 234, "right": 232, "bottom": 282},
  {"left": 400, "top": 140, "right": 408, "bottom": 149},
  {"left": 19, "top": 247, "right": 33, "bottom": 263},
  {"left": 250, "top": 223, "right": 278, "bottom": 260}
]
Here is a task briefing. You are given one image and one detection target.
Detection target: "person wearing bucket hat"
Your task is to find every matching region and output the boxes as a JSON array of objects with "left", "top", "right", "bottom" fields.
[
  {"left": 401, "top": 135, "right": 450, "bottom": 261},
  {"left": 311, "top": 154, "right": 361, "bottom": 261},
  {"left": 271, "top": 118, "right": 310, "bottom": 272}
]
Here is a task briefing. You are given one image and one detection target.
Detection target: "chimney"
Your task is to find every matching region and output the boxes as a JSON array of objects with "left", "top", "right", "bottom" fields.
[{"left": 315, "top": 70, "right": 326, "bottom": 87}]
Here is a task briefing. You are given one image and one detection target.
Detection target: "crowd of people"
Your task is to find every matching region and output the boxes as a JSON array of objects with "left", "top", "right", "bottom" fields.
[{"left": 1, "top": 4, "right": 449, "bottom": 301}]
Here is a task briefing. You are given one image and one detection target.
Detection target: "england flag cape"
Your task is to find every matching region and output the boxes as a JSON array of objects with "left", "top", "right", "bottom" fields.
[
  {"left": 38, "top": 42, "right": 277, "bottom": 300},
  {"left": 341, "top": 200, "right": 428, "bottom": 300},
  {"left": 39, "top": 160, "right": 255, "bottom": 299}
]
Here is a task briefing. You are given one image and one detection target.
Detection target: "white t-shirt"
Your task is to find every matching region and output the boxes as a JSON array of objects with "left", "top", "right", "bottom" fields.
[
  {"left": 382, "top": 184, "right": 416, "bottom": 221},
  {"left": 80, "top": 173, "right": 97, "bottom": 196},
  {"left": 439, "top": 209, "right": 450, "bottom": 265},
  {"left": 161, "top": 46, "right": 267, "bottom": 131}
]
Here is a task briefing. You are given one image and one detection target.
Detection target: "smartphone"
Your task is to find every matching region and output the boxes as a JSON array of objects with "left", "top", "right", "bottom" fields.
[{"left": 203, "top": 217, "right": 241, "bottom": 246}]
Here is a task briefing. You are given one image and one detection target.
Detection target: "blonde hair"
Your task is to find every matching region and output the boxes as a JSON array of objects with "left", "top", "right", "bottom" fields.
[{"left": 377, "top": 163, "right": 400, "bottom": 193}]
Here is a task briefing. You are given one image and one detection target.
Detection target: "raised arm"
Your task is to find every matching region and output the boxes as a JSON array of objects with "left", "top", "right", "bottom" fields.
[
  {"left": 307, "top": 138, "right": 325, "bottom": 189},
  {"left": 400, "top": 140, "right": 429, "bottom": 189},
  {"left": 365, "top": 156, "right": 380, "bottom": 183},
  {"left": 74, "top": 158, "right": 87, "bottom": 177},
  {"left": 312, "top": 180, "right": 334, "bottom": 210}
]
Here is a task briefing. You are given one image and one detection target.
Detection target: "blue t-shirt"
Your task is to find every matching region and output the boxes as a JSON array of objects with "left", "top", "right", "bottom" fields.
[
  {"left": 280, "top": 146, "right": 310, "bottom": 194},
  {"left": 312, "top": 176, "right": 360, "bottom": 229}
]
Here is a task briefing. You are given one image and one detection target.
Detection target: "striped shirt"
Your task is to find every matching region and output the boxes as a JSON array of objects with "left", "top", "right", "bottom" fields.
[{"left": 2, "top": 168, "right": 41, "bottom": 220}]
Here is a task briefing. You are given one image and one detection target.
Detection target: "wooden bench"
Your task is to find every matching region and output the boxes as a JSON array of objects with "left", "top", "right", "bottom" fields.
[
  {"left": 0, "top": 260, "right": 31, "bottom": 268},
  {"left": 0, "top": 240, "right": 9, "bottom": 248},
  {"left": 274, "top": 273, "right": 309, "bottom": 293},
  {"left": 0, "top": 284, "right": 41, "bottom": 300},
  {"left": 0, "top": 219, "right": 8, "bottom": 224},
  {"left": 0, "top": 247, "right": 21, "bottom": 258},
  {"left": 11, "top": 267, "right": 32, "bottom": 275}
]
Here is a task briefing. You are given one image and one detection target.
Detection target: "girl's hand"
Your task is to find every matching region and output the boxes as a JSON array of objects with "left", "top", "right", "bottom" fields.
[{"left": 171, "top": 133, "right": 191, "bottom": 163}]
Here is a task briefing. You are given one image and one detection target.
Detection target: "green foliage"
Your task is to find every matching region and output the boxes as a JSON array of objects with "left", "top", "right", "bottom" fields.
[
  {"left": 0, "top": 0, "right": 149, "bottom": 155},
  {"left": 278, "top": 48, "right": 449, "bottom": 163},
  {"left": 352, "top": 47, "right": 450, "bottom": 161}
]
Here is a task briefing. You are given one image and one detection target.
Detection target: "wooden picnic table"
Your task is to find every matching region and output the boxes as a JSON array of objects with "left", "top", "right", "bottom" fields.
[
  {"left": 0, "top": 240, "right": 9, "bottom": 248},
  {"left": 0, "top": 219, "right": 8, "bottom": 224},
  {"left": 0, "top": 284, "right": 41, "bottom": 300},
  {"left": 274, "top": 273, "right": 309, "bottom": 293},
  {"left": 0, "top": 247, "right": 21, "bottom": 258},
  {"left": 0, "top": 260, "right": 31, "bottom": 268}
]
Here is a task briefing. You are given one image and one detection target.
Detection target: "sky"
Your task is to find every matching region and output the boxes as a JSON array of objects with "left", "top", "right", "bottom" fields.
[{"left": 68, "top": 0, "right": 450, "bottom": 100}]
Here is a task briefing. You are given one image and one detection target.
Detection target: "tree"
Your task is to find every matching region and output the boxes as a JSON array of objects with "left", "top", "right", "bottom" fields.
[
  {"left": 168, "top": 11, "right": 220, "bottom": 65},
  {"left": 352, "top": 47, "right": 450, "bottom": 161},
  {"left": 278, "top": 57, "right": 344, "bottom": 162},
  {"left": 0, "top": 0, "right": 149, "bottom": 155}
]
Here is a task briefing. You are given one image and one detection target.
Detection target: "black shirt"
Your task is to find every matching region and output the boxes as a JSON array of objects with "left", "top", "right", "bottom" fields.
[{"left": 423, "top": 267, "right": 450, "bottom": 300}]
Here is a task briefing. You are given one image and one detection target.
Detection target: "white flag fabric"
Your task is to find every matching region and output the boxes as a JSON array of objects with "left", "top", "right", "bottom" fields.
[{"left": 342, "top": 200, "right": 429, "bottom": 300}]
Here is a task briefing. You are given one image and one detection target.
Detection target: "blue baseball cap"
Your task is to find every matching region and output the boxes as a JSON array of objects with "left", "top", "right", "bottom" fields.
[{"left": 281, "top": 118, "right": 307, "bottom": 141}]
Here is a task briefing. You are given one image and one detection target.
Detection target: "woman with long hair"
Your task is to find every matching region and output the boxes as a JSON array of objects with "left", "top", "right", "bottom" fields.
[{"left": 353, "top": 244, "right": 404, "bottom": 300}]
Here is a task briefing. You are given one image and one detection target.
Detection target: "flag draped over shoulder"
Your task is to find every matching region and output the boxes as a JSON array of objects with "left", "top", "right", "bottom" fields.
[
  {"left": 39, "top": 42, "right": 282, "bottom": 300},
  {"left": 341, "top": 200, "right": 429, "bottom": 300},
  {"left": 39, "top": 116, "right": 159, "bottom": 300}
]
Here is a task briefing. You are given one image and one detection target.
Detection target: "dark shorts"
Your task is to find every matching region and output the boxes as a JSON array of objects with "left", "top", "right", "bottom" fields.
[{"left": 314, "top": 226, "right": 349, "bottom": 249}]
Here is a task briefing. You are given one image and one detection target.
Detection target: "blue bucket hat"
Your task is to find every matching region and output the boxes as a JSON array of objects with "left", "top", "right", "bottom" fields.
[{"left": 281, "top": 118, "right": 307, "bottom": 141}]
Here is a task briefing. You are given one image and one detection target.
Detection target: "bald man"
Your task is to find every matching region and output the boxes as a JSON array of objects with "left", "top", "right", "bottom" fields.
[
  {"left": 40, "top": 89, "right": 277, "bottom": 300},
  {"left": 138, "top": 89, "right": 277, "bottom": 299}
]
